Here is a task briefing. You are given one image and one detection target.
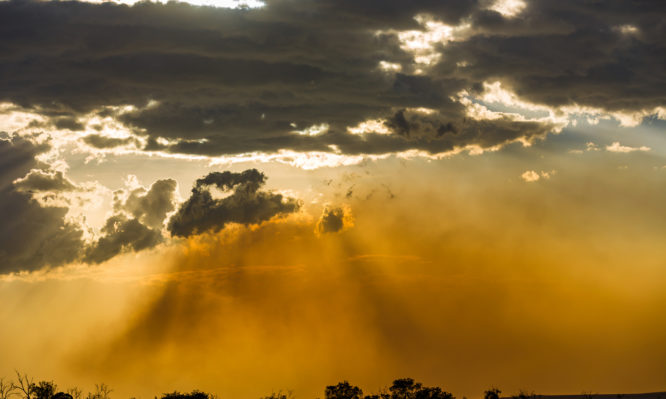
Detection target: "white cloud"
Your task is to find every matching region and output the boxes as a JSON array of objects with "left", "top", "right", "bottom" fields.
[
  {"left": 521, "top": 170, "right": 540, "bottom": 182},
  {"left": 616, "top": 24, "right": 639, "bottom": 35},
  {"left": 521, "top": 169, "right": 555, "bottom": 183},
  {"left": 291, "top": 123, "right": 330, "bottom": 137},
  {"left": 379, "top": 14, "right": 472, "bottom": 71},
  {"left": 346, "top": 119, "right": 392, "bottom": 136},
  {"left": 488, "top": 0, "right": 527, "bottom": 18},
  {"left": 378, "top": 61, "right": 402, "bottom": 73},
  {"left": 457, "top": 81, "right": 666, "bottom": 134},
  {"left": 606, "top": 142, "right": 651, "bottom": 153}
]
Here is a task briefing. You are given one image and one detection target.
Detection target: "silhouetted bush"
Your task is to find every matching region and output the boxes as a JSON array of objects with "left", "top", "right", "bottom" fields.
[
  {"left": 52, "top": 393, "right": 73, "bottom": 399},
  {"left": 512, "top": 391, "right": 537, "bottom": 399},
  {"left": 161, "top": 391, "right": 213, "bottom": 399},
  {"left": 326, "top": 381, "right": 363, "bottom": 399},
  {"left": 386, "top": 379, "right": 454, "bottom": 399},
  {"left": 484, "top": 388, "right": 501, "bottom": 399},
  {"left": 414, "top": 387, "right": 453, "bottom": 399},
  {"left": 0, "top": 371, "right": 562, "bottom": 399},
  {"left": 260, "top": 390, "right": 293, "bottom": 399}
]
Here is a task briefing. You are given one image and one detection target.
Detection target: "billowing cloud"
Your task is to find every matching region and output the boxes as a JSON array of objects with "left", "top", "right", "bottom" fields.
[
  {"left": 0, "top": 137, "right": 85, "bottom": 273},
  {"left": 0, "top": 145, "right": 305, "bottom": 271},
  {"left": 84, "top": 215, "right": 164, "bottom": 264},
  {"left": 168, "top": 169, "right": 300, "bottom": 237},
  {"left": 0, "top": 135, "right": 181, "bottom": 271},
  {"left": 83, "top": 178, "right": 179, "bottom": 263},
  {"left": 116, "top": 179, "right": 178, "bottom": 229}
]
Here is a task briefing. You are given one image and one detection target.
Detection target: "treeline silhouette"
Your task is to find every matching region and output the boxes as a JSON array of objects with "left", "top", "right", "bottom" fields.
[{"left": 0, "top": 372, "right": 522, "bottom": 399}]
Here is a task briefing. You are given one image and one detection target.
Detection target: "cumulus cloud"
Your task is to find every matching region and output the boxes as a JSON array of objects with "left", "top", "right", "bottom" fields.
[
  {"left": 115, "top": 179, "right": 178, "bottom": 229},
  {"left": 0, "top": 135, "right": 181, "bottom": 271},
  {"left": 82, "top": 178, "right": 179, "bottom": 263},
  {"left": 168, "top": 169, "right": 301, "bottom": 237},
  {"left": 0, "top": 137, "right": 85, "bottom": 273},
  {"left": 84, "top": 215, "right": 164, "bottom": 264},
  {"left": 0, "top": 150, "right": 304, "bottom": 270}
]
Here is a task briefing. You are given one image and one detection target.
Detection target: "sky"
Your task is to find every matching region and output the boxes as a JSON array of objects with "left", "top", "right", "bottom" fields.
[{"left": 0, "top": 0, "right": 665, "bottom": 398}]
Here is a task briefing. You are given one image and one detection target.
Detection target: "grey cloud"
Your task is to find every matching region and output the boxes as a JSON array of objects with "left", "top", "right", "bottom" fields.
[
  {"left": 168, "top": 169, "right": 301, "bottom": 237},
  {"left": 0, "top": 0, "right": 663, "bottom": 158},
  {"left": 83, "top": 134, "right": 137, "bottom": 149},
  {"left": 83, "top": 178, "right": 178, "bottom": 263},
  {"left": 13, "top": 169, "right": 77, "bottom": 192},
  {"left": 84, "top": 215, "right": 163, "bottom": 264},
  {"left": 116, "top": 179, "right": 178, "bottom": 229},
  {"left": 0, "top": 137, "right": 84, "bottom": 273},
  {"left": 0, "top": 140, "right": 303, "bottom": 270},
  {"left": 53, "top": 116, "right": 85, "bottom": 131},
  {"left": 0, "top": 137, "right": 179, "bottom": 272},
  {"left": 436, "top": 0, "right": 666, "bottom": 112}
]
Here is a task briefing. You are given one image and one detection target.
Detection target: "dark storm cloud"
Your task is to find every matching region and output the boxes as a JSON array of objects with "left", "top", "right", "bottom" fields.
[
  {"left": 0, "top": 0, "right": 663, "bottom": 157},
  {"left": 0, "top": 137, "right": 84, "bottom": 273},
  {"left": 438, "top": 0, "right": 666, "bottom": 112},
  {"left": 168, "top": 169, "right": 300, "bottom": 237}
]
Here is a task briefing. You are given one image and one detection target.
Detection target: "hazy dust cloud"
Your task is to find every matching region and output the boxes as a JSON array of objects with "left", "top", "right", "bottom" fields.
[{"left": 41, "top": 165, "right": 664, "bottom": 399}]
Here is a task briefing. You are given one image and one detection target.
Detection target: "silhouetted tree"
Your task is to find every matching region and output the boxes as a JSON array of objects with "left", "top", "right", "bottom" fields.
[
  {"left": 484, "top": 389, "right": 501, "bottom": 399},
  {"left": 326, "top": 382, "right": 363, "bottom": 399},
  {"left": 66, "top": 388, "right": 81, "bottom": 399},
  {"left": 0, "top": 379, "right": 17, "bottom": 399},
  {"left": 11, "top": 372, "right": 34, "bottom": 399},
  {"left": 86, "top": 384, "right": 112, "bottom": 399},
  {"left": 389, "top": 379, "right": 422, "bottom": 399}
]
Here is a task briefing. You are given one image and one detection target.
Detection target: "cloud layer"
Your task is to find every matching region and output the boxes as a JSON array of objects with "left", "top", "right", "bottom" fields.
[{"left": 1, "top": 0, "right": 662, "bottom": 159}]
